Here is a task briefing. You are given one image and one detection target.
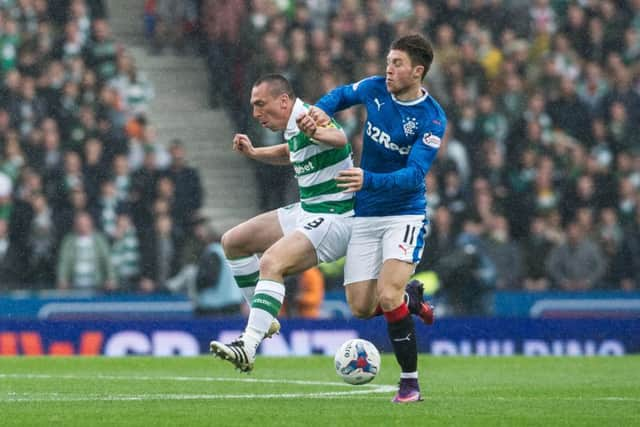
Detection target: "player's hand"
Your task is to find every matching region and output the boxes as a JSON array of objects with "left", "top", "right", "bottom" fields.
[
  {"left": 232, "top": 133, "right": 256, "bottom": 157},
  {"left": 308, "top": 106, "right": 331, "bottom": 127},
  {"left": 336, "top": 167, "right": 364, "bottom": 193},
  {"left": 296, "top": 112, "right": 317, "bottom": 138}
]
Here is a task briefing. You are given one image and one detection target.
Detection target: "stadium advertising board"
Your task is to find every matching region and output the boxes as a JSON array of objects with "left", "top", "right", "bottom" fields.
[{"left": 0, "top": 318, "right": 638, "bottom": 356}]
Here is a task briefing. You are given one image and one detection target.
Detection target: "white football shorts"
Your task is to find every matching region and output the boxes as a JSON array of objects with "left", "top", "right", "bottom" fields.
[
  {"left": 277, "top": 202, "right": 352, "bottom": 264},
  {"left": 343, "top": 215, "right": 429, "bottom": 285}
]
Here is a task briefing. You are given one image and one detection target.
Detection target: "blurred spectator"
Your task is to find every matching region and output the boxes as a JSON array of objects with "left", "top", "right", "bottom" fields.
[
  {"left": 545, "top": 221, "right": 606, "bottom": 291},
  {"left": 616, "top": 177, "right": 637, "bottom": 227},
  {"left": 529, "top": 0, "right": 556, "bottom": 35},
  {"left": 139, "top": 213, "right": 179, "bottom": 293},
  {"left": 59, "top": 150, "right": 86, "bottom": 200},
  {"left": 440, "top": 169, "right": 467, "bottom": 228},
  {"left": 0, "top": 218, "right": 21, "bottom": 288},
  {"left": 57, "top": 211, "right": 116, "bottom": 291},
  {"left": 435, "top": 216, "right": 496, "bottom": 315},
  {"left": 128, "top": 120, "right": 170, "bottom": 170},
  {"left": 84, "top": 18, "right": 118, "bottom": 81},
  {"left": 166, "top": 215, "right": 211, "bottom": 293},
  {"left": 597, "top": 207, "right": 624, "bottom": 286},
  {"left": 154, "top": 175, "right": 177, "bottom": 222},
  {"left": 109, "top": 53, "right": 154, "bottom": 119},
  {"left": 417, "top": 205, "right": 456, "bottom": 273},
  {"left": 111, "top": 153, "right": 131, "bottom": 202},
  {"left": 130, "top": 149, "right": 160, "bottom": 230},
  {"left": 1, "top": 130, "right": 25, "bottom": 182},
  {"left": 166, "top": 139, "right": 203, "bottom": 228},
  {"left": 148, "top": 0, "right": 198, "bottom": 54},
  {"left": 168, "top": 225, "right": 243, "bottom": 316},
  {"left": 83, "top": 137, "right": 108, "bottom": 202},
  {"left": 520, "top": 215, "right": 553, "bottom": 291},
  {"left": 110, "top": 212, "right": 141, "bottom": 290},
  {"left": 10, "top": 76, "right": 46, "bottom": 137},
  {"left": 92, "top": 179, "right": 127, "bottom": 240},
  {"left": 563, "top": 174, "right": 599, "bottom": 223},
  {"left": 178, "top": 214, "right": 210, "bottom": 268},
  {"left": 485, "top": 215, "right": 522, "bottom": 290},
  {"left": 547, "top": 77, "right": 591, "bottom": 144},
  {"left": 613, "top": 208, "right": 640, "bottom": 291},
  {"left": 0, "top": 173, "right": 13, "bottom": 222},
  {"left": 55, "top": 187, "right": 90, "bottom": 241},
  {"left": 24, "top": 192, "right": 57, "bottom": 288},
  {"left": 203, "top": 0, "right": 245, "bottom": 113}
]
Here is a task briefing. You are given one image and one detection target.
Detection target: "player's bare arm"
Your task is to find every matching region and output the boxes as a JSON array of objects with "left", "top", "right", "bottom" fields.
[
  {"left": 296, "top": 112, "right": 347, "bottom": 148},
  {"left": 232, "top": 133, "right": 290, "bottom": 165}
]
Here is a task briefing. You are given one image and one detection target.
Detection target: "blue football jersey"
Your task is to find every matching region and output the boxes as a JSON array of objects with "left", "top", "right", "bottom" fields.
[{"left": 316, "top": 76, "right": 447, "bottom": 217}]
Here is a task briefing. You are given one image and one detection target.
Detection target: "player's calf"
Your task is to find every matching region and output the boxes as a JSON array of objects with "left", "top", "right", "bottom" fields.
[
  {"left": 405, "top": 280, "right": 435, "bottom": 325},
  {"left": 366, "top": 280, "right": 435, "bottom": 325}
]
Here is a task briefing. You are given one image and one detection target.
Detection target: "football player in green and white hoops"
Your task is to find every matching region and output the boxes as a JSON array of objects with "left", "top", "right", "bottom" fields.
[{"left": 210, "top": 74, "right": 354, "bottom": 372}]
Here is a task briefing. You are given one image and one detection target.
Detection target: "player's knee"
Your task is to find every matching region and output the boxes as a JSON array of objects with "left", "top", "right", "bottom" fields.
[
  {"left": 377, "top": 288, "right": 404, "bottom": 312},
  {"left": 348, "top": 300, "right": 376, "bottom": 319},
  {"left": 350, "top": 306, "right": 373, "bottom": 319},
  {"left": 221, "top": 228, "right": 248, "bottom": 258},
  {"left": 220, "top": 230, "right": 235, "bottom": 256},
  {"left": 259, "top": 251, "right": 288, "bottom": 277}
]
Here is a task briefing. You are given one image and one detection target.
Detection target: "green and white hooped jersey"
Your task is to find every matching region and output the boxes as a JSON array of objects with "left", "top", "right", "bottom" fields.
[{"left": 284, "top": 99, "right": 354, "bottom": 216}]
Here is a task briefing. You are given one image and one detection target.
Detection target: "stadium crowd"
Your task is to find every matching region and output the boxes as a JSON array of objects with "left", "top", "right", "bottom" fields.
[
  {"left": 204, "top": 0, "right": 640, "bottom": 313},
  {"left": 0, "top": 0, "right": 205, "bottom": 294}
]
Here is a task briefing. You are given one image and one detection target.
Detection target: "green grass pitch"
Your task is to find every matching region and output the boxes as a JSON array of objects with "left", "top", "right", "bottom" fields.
[{"left": 0, "top": 356, "right": 639, "bottom": 426}]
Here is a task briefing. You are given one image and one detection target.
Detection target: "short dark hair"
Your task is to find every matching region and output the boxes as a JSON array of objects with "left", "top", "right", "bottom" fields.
[
  {"left": 390, "top": 34, "right": 434, "bottom": 80},
  {"left": 253, "top": 73, "right": 296, "bottom": 100}
]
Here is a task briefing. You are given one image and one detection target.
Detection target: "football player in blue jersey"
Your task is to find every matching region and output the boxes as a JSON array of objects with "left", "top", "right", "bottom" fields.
[{"left": 309, "top": 34, "right": 447, "bottom": 403}]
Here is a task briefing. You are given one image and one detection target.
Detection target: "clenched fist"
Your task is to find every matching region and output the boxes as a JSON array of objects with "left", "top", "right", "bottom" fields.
[{"left": 233, "top": 133, "right": 256, "bottom": 158}]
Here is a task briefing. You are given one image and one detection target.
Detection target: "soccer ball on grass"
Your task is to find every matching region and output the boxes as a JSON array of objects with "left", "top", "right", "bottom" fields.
[{"left": 334, "top": 338, "right": 380, "bottom": 385}]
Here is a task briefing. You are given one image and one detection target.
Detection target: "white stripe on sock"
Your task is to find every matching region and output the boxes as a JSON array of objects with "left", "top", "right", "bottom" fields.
[
  {"left": 227, "top": 255, "right": 259, "bottom": 275},
  {"left": 245, "top": 280, "right": 285, "bottom": 347},
  {"left": 400, "top": 372, "right": 418, "bottom": 379},
  {"left": 228, "top": 255, "right": 260, "bottom": 304},
  {"left": 254, "top": 280, "right": 286, "bottom": 299}
]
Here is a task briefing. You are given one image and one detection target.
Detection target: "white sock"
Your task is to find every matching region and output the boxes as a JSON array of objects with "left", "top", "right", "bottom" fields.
[
  {"left": 243, "top": 279, "right": 285, "bottom": 351},
  {"left": 400, "top": 372, "right": 418, "bottom": 379},
  {"left": 227, "top": 255, "right": 260, "bottom": 304}
]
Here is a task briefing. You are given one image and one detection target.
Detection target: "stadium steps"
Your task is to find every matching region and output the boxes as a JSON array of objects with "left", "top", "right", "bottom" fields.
[{"left": 105, "top": 0, "right": 261, "bottom": 233}]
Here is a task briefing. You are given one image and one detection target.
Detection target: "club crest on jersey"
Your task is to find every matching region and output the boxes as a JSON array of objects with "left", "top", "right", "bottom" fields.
[
  {"left": 402, "top": 117, "right": 418, "bottom": 137},
  {"left": 422, "top": 132, "right": 441, "bottom": 148}
]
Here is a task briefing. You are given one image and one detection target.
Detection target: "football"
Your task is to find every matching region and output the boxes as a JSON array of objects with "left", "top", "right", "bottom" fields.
[{"left": 334, "top": 338, "right": 381, "bottom": 385}]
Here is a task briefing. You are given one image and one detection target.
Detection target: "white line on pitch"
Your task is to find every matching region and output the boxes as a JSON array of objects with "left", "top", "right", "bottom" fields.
[
  {"left": 0, "top": 373, "right": 369, "bottom": 388},
  {"left": 0, "top": 387, "right": 399, "bottom": 402}
]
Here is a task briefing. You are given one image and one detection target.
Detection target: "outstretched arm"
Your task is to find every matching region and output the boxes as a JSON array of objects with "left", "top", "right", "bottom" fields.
[
  {"left": 315, "top": 77, "right": 372, "bottom": 116},
  {"left": 336, "top": 133, "right": 442, "bottom": 193},
  {"left": 233, "top": 134, "right": 290, "bottom": 165}
]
